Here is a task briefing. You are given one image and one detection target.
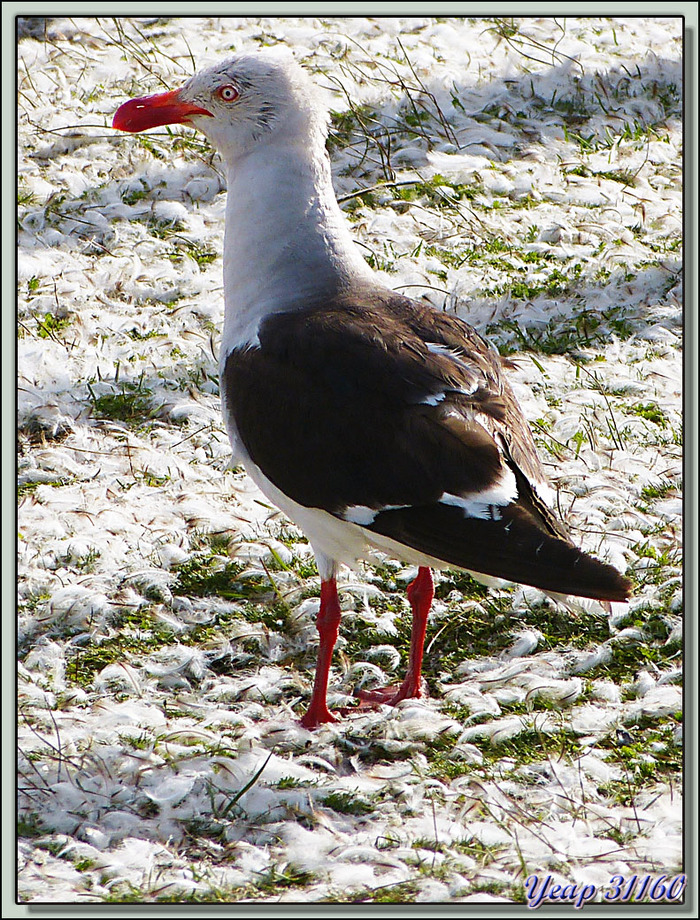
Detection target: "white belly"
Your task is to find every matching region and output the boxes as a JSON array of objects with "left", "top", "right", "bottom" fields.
[{"left": 238, "top": 452, "right": 450, "bottom": 578}]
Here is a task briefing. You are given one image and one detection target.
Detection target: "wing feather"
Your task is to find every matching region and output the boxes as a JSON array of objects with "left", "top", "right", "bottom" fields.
[{"left": 222, "top": 288, "right": 630, "bottom": 600}]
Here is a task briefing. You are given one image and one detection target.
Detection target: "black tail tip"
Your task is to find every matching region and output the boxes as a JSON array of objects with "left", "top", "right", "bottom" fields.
[{"left": 597, "top": 569, "right": 633, "bottom": 603}]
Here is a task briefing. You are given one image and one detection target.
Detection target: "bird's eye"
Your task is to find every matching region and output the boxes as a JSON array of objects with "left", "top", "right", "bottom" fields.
[{"left": 217, "top": 84, "right": 239, "bottom": 102}]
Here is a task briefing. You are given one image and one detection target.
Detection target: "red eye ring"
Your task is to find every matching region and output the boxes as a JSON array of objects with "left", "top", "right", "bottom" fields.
[{"left": 217, "top": 84, "right": 239, "bottom": 102}]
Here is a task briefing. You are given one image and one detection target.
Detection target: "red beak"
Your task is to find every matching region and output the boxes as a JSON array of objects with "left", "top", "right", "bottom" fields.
[{"left": 113, "top": 89, "right": 213, "bottom": 132}]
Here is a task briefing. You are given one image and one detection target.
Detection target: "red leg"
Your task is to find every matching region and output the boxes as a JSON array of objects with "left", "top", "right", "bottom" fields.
[
  {"left": 299, "top": 578, "right": 342, "bottom": 729},
  {"left": 356, "top": 566, "right": 434, "bottom": 706},
  {"left": 400, "top": 565, "right": 434, "bottom": 699}
]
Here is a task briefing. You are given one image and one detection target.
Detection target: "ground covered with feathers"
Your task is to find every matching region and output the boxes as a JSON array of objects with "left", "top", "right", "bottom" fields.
[{"left": 17, "top": 16, "right": 683, "bottom": 905}]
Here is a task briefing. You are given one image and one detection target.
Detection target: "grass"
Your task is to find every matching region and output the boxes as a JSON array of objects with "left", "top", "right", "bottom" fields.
[
  {"left": 17, "top": 478, "right": 70, "bottom": 499},
  {"left": 320, "top": 791, "right": 375, "bottom": 816},
  {"left": 126, "top": 327, "right": 161, "bottom": 340},
  {"left": 628, "top": 540, "right": 681, "bottom": 591},
  {"left": 272, "top": 776, "right": 319, "bottom": 790},
  {"left": 18, "top": 187, "right": 38, "bottom": 208},
  {"left": 120, "top": 182, "right": 151, "bottom": 205},
  {"left": 145, "top": 215, "right": 186, "bottom": 240},
  {"left": 628, "top": 402, "right": 668, "bottom": 428},
  {"left": 336, "top": 880, "right": 423, "bottom": 903},
  {"left": 491, "top": 305, "right": 636, "bottom": 356},
  {"left": 87, "top": 375, "right": 155, "bottom": 424},
  {"left": 329, "top": 104, "right": 379, "bottom": 154},
  {"left": 420, "top": 724, "right": 583, "bottom": 783},
  {"left": 173, "top": 554, "right": 269, "bottom": 602},
  {"left": 416, "top": 702, "right": 682, "bottom": 813},
  {"left": 63, "top": 607, "right": 179, "bottom": 686},
  {"left": 328, "top": 552, "right": 677, "bottom": 730},
  {"left": 17, "top": 814, "right": 44, "bottom": 839},
  {"left": 168, "top": 239, "right": 218, "bottom": 268},
  {"left": 639, "top": 479, "right": 677, "bottom": 502},
  {"left": 17, "top": 590, "right": 51, "bottom": 621},
  {"left": 33, "top": 311, "right": 72, "bottom": 340},
  {"left": 253, "top": 865, "right": 318, "bottom": 894},
  {"left": 576, "top": 636, "right": 678, "bottom": 686},
  {"left": 154, "top": 541, "right": 678, "bottom": 721}
]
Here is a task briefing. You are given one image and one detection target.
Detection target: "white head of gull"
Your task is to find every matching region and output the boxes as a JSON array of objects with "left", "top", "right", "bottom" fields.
[{"left": 114, "top": 49, "right": 631, "bottom": 729}]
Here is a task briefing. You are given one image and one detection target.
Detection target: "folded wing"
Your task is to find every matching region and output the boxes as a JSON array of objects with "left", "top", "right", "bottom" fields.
[{"left": 223, "top": 287, "right": 631, "bottom": 602}]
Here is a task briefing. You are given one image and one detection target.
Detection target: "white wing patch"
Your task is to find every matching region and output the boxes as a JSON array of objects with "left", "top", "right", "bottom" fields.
[
  {"left": 342, "top": 503, "right": 410, "bottom": 525},
  {"left": 421, "top": 391, "right": 448, "bottom": 407},
  {"left": 532, "top": 479, "right": 555, "bottom": 507},
  {"left": 421, "top": 386, "right": 477, "bottom": 406},
  {"left": 439, "top": 467, "right": 519, "bottom": 521},
  {"left": 342, "top": 505, "right": 379, "bottom": 525}
]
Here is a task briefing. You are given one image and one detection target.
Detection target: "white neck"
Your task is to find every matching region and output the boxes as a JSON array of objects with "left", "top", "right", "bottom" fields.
[{"left": 219, "top": 138, "right": 374, "bottom": 361}]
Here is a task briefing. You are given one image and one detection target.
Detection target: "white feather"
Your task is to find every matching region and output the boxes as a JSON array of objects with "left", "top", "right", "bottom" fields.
[{"left": 439, "top": 467, "right": 519, "bottom": 521}]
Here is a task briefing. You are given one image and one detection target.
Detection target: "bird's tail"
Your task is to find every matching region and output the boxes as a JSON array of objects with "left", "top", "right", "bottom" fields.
[{"left": 367, "top": 503, "right": 632, "bottom": 602}]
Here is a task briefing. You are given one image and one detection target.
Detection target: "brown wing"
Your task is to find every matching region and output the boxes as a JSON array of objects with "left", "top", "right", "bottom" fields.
[{"left": 222, "top": 288, "right": 630, "bottom": 601}]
